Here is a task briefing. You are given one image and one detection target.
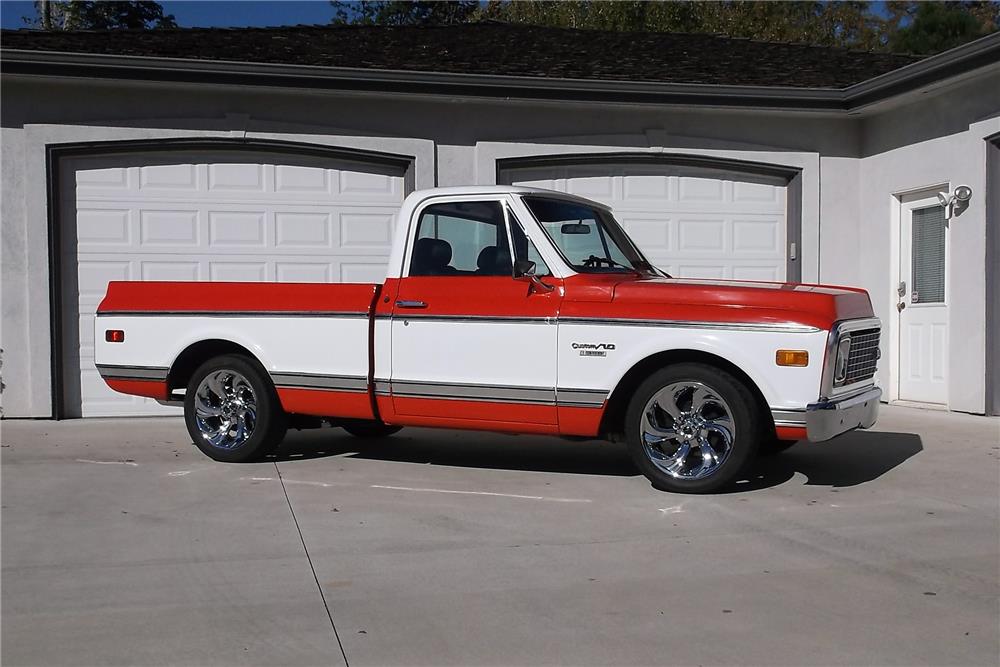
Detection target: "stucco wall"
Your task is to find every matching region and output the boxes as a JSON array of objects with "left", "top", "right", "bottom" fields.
[
  {"left": 0, "top": 72, "right": 995, "bottom": 417},
  {"left": 857, "top": 72, "right": 1000, "bottom": 413}
]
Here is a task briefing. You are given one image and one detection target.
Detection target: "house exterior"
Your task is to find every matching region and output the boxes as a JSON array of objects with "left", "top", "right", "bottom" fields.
[{"left": 1, "top": 23, "right": 998, "bottom": 419}]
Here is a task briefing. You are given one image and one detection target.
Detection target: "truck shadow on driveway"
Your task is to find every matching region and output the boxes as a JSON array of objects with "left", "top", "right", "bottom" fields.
[
  {"left": 727, "top": 430, "right": 924, "bottom": 493},
  {"left": 269, "top": 428, "right": 922, "bottom": 491},
  {"left": 271, "top": 430, "right": 639, "bottom": 476}
]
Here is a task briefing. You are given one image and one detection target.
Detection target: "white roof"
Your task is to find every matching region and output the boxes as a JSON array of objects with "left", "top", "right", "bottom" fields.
[
  {"left": 386, "top": 185, "right": 612, "bottom": 280},
  {"left": 403, "top": 185, "right": 611, "bottom": 210}
]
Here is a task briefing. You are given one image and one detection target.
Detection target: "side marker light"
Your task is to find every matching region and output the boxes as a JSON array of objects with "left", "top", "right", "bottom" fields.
[{"left": 776, "top": 349, "right": 808, "bottom": 367}]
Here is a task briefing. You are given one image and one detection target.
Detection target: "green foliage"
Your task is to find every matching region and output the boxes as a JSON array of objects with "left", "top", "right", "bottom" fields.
[
  {"left": 890, "top": 2, "right": 995, "bottom": 54},
  {"left": 28, "top": 1, "right": 176, "bottom": 30},
  {"left": 330, "top": 1, "right": 478, "bottom": 26},
  {"left": 329, "top": 0, "right": 1000, "bottom": 54}
]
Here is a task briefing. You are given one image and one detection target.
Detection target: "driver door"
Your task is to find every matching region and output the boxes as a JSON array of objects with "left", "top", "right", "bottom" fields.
[{"left": 389, "top": 198, "right": 562, "bottom": 427}]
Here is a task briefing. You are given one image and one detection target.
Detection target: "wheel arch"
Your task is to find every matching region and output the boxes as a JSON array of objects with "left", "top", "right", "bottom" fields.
[
  {"left": 167, "top": 339, "right": 264, "bottom": 394},
  {"left": 598, "top": 348, "right": 773, "bottom": 440}
]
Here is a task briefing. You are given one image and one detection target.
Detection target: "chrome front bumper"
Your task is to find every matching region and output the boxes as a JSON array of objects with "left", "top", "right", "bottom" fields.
[{"left": 805, "top": 386, "right": 881, "bottom": 442}]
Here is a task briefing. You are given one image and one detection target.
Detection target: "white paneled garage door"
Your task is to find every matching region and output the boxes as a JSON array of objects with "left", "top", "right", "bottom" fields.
[
  {"left": 509, "top": 164, "right": 788, "bottom": 281},
  {"left": 63, "top": 151, "right": 405, "bottom": 417}
]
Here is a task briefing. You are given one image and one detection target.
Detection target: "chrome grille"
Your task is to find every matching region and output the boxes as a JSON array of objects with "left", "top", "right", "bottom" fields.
[{"left": 842, "top": 328, "right": 880, "bottom": 385}]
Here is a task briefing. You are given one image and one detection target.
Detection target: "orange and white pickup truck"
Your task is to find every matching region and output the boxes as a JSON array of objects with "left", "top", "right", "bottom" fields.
[{"left": 95, "top": 186, "right": 881, "bottom": 493}]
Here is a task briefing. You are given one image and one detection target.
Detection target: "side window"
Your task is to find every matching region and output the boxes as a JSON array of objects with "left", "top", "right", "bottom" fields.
[
  {"left": 410, "top": 201, "right": 511, "bottom": 276},
  {"left": 509, "top": 210, "right": 551, "bottom": 276}
]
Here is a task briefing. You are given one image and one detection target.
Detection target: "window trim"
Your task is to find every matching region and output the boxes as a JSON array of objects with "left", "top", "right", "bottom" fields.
[
  {"left": 520, "top": 195, "right": 659, "bottom": 276},
  {"left": 504, "top": 204, "right": 553, "bottom": 277},
  {"left": 400, "top": 193, "right": 582, "bottom": 281},
  {"left": 405, "top": 196, "right": 511, "bottom": 277}
]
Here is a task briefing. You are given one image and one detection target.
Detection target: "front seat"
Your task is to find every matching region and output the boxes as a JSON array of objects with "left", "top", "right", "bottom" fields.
[
  {"left": 476, "top": 245, "right": 512, "bottom": 276},
  {"left": 412, "top": 237, "right": 457, "bottom": 275}
]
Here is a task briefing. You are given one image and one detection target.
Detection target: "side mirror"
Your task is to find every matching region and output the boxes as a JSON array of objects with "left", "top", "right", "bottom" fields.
[
  {"left": 513, "top": 259, "right": 554, "bottom": 293},
  {"left": 513, "top": 259, "right": 536, "bottom": 278},
  {"left": 561, "top": 223, "right": 591, "bottom": 235}
]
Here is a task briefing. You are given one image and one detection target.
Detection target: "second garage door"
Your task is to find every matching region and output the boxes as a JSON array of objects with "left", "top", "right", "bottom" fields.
[
  {"left": 62, "top": 150, "right": 406, "bottom": 417},
  {"left": 506, "top": 163, "right": 788, "bottom": 281}
]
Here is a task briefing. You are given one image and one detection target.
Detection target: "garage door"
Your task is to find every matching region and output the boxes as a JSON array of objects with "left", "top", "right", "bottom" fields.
[
  {"left": 62, "top": 150, "right": 405, "bottom": 417},
  {"left": 507, "top": 163, "right": 788, "bottom": 281}
]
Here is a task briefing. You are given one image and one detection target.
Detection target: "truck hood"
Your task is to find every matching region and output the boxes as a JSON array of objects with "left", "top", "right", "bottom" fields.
[{"left": 563, "top": 275, "right": 874, "bottom": 330}]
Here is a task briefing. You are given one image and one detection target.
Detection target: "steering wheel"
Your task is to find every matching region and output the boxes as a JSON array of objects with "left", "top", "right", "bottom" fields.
[{"left": 583, "top": 254, "right": 613, "bottom": 268}]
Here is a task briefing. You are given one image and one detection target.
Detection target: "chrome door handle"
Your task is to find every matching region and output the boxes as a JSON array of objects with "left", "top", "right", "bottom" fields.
[{"left": 395, "top": 300, "right": 427, "bottom": 309}]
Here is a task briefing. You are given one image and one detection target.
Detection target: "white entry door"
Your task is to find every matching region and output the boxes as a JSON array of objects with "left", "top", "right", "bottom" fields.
[{"left": 898, "top": 194, "right": 949, "bottom": 404}]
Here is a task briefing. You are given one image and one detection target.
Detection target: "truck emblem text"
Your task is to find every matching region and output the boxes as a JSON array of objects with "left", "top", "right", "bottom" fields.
[{"left": 572, "top": 342, "right": 615, "bottom": 357}]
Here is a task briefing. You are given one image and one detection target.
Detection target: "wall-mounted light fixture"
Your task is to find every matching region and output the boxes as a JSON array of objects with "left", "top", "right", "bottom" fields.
[{"left": 937, "top": 185, "right": 973, "bottom": 219}]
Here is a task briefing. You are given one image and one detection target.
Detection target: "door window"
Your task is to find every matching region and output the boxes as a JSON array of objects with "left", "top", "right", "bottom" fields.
[
  {"left": 911, "top": 205, "right": 946, "bottom": 303},
  {"left": 410, "top": 201, "right": 511, "bottom": 276}
]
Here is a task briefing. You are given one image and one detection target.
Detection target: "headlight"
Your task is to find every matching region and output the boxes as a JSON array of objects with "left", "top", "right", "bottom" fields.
[{"left": 834, "top": 336, "right": 852, "bottom": 385}]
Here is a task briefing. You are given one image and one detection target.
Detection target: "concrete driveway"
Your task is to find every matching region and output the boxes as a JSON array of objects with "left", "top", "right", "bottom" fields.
[{"left": 2, "top": 404, "right": 998, "bottom": 666}]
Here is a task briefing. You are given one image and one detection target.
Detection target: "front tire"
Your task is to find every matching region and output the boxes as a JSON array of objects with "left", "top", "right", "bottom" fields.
[
  {"left": 184, "top": 354, "right": 287, "bottom": 463},
  {"left": 625, "top": 363, "right": 761, "bottom": 493}
]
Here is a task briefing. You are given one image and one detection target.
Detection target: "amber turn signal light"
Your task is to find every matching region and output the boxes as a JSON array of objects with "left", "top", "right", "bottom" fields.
[
  {"left": 775, "top": 349, "right": 808, "bottom": 367},
  {"left": 105, "top": 329, "right": 125, "bottom": 343}
]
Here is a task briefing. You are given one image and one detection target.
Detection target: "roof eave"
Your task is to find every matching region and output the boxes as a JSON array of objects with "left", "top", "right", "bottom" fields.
[
  {"left": 842, "top": 31, "right": 1000, "bottom": 111},
  {"left": 2, "top": 31, "right": 998, "bottom": 113}
]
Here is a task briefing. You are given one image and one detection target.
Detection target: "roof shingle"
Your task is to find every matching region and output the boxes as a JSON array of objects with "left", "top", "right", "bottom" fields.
[{"left": 0, "top": 22, "right": 922, "bottom": 89}]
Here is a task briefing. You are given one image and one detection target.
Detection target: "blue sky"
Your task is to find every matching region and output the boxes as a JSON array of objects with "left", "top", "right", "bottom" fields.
[
  {"left": 2, "top": 1, "right": 337, "bottom": 30},
  {"left": 1, "top": 0, "right": 897, "bottom": 31}
]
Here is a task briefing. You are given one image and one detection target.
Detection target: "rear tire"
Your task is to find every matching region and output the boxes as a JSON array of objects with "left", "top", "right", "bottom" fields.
[
  {"left": 342, "top": 421, "right": 403, "bottom": 439},
  {"left": 625, "top": 363, "right": 761, "bottom": 494},
  {"left": 184, "top": 354, "right": 287, "bottom": 463}
]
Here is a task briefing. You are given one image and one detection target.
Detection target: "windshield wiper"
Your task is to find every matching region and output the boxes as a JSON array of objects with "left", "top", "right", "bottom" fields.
[{"left": 582, "top": 255, "right": 638, "bottom": 272}]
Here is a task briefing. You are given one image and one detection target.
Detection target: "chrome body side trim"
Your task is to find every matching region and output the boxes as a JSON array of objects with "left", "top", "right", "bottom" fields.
[
  {"left": 560, "top": 317, "right": 821, "bottom": 333},
  {"left": 377, "top": 313, "right": 819, "bottom": 332},
  {"left": 392, "top": 380, "right": 555, "bottom": 405},
  {"left": 376, "top": 379, "right": 607, "bottom": 407},
  {"left": 97, "top": 310, "right": 369, "bottom": 318},
  {"left": 770, "top": 408, "right": 807, "bottom": 427},
  {"left": 96, "top": 364, "right": 169, "bottom": 381},
  {"left": 557, "top": 388, "right": 611, "bottom": 408},
  {"left": 270, "top": 372, "right": 368, "bottom": 393},
  {"left": 382, "top": 314, "right": 556, "bottom": 325}
]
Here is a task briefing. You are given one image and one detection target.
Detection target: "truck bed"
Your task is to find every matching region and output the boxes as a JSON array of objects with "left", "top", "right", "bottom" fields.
[{"left": 96, "top": 281, "right": 382, "bottom": 419}]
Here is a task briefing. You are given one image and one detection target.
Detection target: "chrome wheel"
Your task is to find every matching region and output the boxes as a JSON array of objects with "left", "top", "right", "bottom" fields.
[
  {"left": 640, "top": 381, "right": 736, "bottom": 480},
  {"left": 194, "top": 369, "right": 258, "bottom": 450}
]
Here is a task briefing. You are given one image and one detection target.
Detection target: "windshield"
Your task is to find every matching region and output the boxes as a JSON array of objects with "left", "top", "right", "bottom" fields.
[{"left": 522, "top": 196, "right": 659, "bottom": 274}]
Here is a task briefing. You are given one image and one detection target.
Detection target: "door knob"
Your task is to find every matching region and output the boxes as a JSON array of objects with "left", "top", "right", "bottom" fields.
[{"left": 896, "top": 301, "right": 906, "bottom": 312}]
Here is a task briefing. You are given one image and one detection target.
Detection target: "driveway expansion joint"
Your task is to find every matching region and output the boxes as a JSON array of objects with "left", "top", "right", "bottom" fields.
[{"left": 275, "top": 461, "right": 350, "bottom": 667}]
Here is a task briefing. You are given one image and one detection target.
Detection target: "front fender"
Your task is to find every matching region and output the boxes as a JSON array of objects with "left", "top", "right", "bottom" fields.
[{"left": 556, "top": 322, "right": 828, "bottom": 411}]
